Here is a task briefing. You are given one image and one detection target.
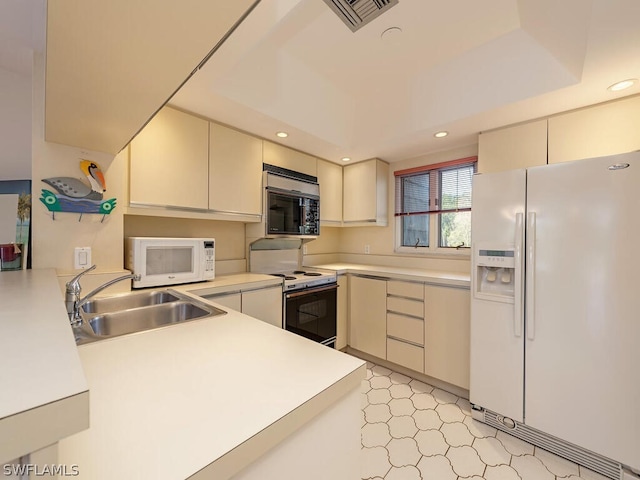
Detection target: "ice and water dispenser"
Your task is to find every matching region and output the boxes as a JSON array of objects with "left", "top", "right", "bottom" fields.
[{"left": 474, "top": 247, "right": 515, "bottom": 302}]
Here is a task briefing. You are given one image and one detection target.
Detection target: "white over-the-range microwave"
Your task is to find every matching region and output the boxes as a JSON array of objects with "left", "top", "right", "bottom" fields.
[{"left": 125, "top": 237, "right": 215, "bottom": 288}]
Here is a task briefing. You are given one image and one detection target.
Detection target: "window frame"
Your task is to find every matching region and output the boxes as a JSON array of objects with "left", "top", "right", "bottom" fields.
[{"left": 394, "top": 156, "right": 477, "bottom": 256}]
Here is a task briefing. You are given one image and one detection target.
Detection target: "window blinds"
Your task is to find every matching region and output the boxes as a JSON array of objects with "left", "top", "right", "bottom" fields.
[{"left": 394, "top": 157, "right": 476, "bottom": 216}]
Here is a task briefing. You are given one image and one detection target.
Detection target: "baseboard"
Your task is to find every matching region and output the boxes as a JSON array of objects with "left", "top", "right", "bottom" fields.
[{"left": 345, "top": 347, "right": 469, "bottom": 400}]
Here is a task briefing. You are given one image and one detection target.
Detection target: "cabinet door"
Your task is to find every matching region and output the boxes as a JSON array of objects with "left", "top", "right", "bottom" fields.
[
  {"left": 424, "top": 285, "right": 470, "bottom": 389},
  {"left": 336, "top": 275, "right": 348, "bottom": 350},
  {"left": 343, "top": 159, "right": 388, "bottom": 225},
  {"left": 263, "top": 141, "right": 317, "bottom": 177},
  {"left": 343, "top": 160, "right": 376, "bottom": 222},
  {"left": 478, "top": 119, "right": 547, "bottom": 173},
  {"left": 130, "top": 107, "right": 209, "bottom": 209},
  {"left": 209, "top": 292, "right": 242, "bottom": 311},
  {"left": 548, "top": 95, "right": 640, "bottom": 164},
  {"left": 317, "top": 160, "right": 343, "bottom": 224},
  {"left": 387, "top": 338, "right": 424, "bottom": 373},
  {"left": 242, "top": 286, "right": 283, "bottom": 328},
  {"left": 209, "top": 123, "right": 262, "bottom": 216},
  {"left": 349, "top": 276, "right": 386, "bottom": 358}
]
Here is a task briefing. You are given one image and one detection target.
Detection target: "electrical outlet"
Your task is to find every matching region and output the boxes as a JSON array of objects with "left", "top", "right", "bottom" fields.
[
  {"left": 74, "top": 247, "right": 92, "bottom": 269},
  {"left": 364, "top": 244, "right": 370, "bottom": 254},
  {"left": 303, "top": 245, "right": 308, "bottom": 255}
]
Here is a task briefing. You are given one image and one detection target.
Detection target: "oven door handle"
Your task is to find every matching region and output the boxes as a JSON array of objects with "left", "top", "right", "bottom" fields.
[{"left": 285, "top": 284, "right": 338, "bottom": 299}]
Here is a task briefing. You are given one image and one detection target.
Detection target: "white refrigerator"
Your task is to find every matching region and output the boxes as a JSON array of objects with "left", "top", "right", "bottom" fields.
[{"left": 470, "top": 151, "right": 640, "bottom": 479}]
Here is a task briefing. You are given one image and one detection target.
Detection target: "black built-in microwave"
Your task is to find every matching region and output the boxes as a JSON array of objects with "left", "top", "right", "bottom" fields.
[{"left": 263, "top": 164, "right": 320, "bottom": 238}]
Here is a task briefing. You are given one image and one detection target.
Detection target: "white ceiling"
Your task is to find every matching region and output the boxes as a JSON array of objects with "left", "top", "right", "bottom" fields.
[
  {"left": 2, "top": 0, "right": 639, "bottom": 165},
  {"left": 171, "top": 0, "right": 640, "bottom": 164}
]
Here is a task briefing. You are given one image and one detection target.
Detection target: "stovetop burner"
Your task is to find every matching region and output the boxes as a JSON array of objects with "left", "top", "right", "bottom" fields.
[
  {"left": 291, "top": 270, "right": 322, "bottom": 277},
  {"left": 270, "top": 273, "right": 297, "bottom": 280}
]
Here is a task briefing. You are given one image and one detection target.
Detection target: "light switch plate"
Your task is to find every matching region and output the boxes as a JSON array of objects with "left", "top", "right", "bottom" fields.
[{"left": 74, "top": 247, "right": 92, "bottom": 269}]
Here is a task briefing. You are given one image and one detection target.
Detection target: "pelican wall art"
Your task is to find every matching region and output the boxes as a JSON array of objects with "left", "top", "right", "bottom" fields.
[{"left": 40, "top": 160, "right": 117, "bottom": 220}]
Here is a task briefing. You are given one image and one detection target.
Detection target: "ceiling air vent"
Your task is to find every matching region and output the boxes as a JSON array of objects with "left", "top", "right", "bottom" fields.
[{"left": 322, "top": 0, "right": 399, "bottom": 32}]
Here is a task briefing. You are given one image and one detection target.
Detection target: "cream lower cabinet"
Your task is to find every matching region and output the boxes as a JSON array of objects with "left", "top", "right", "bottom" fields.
[
  {"left": 129, "top": 106, "right": 209, "bottom": 209},
  {"left": 346, "top": 276, "right": 470, "bottom": 390},
  {"left": 336, "top": 274, "right": 348, "bottom": 350},
  {"left": 349, "top": 275, "right": 386, "bottom": 358},
  {"left": 209, "top": 122, "right": 262, "bottom": 218},
  {"left": 242, "top": 286, "right": 283, "bottom": 328},
  {"left": 386, "top": 281, "right": 425, "bottom": 373},
  {"left": 424, "top": 284, "right": 470, "bottom": 390},
  {"left": 205, "top": 286, "right": 283, "bottom": 329},
  {"left": 210, "top": 292, "right": 242, "bottom": 311}
]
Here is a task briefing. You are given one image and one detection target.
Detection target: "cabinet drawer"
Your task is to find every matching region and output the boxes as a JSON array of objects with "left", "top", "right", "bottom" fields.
[
  {"left": 387, "top": 281, "right": 423, "bottom": 300},
  {"left": 387, "top": 337, "right": 424, "bottom": 373},
  {"left": 387, "top": 313, "right": 424, "bottom": 346},
  {"left": 387, "top": 296, "right": 423, "bottom": 318}
]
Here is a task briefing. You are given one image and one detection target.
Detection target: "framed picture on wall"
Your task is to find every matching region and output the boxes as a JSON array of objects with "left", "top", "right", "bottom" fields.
[{"left": 0, "top": 180, "right": 31, "bottom": 270}]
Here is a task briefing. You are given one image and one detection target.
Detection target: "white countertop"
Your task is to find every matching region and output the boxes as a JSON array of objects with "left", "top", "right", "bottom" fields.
[
  {"left": 0, "top": 269, "right": 89, "bottom": 463},
  {"left": 57, "top": 297, "right": 364, "bottom": 479},
  {"left": 312, "top": 263, "right": 471, "bottom": 287}
]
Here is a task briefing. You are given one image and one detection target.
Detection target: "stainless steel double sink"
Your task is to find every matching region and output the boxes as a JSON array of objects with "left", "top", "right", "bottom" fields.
[{"left": 73, "top": 289, "right": 226, "bottom": 345}]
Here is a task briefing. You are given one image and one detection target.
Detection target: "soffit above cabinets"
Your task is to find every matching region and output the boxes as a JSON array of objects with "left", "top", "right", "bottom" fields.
[
  {"left": 44, "top": 0, "right": 259, "bottom": 155},
  {"left": 170, "top": 0, "right": 640, "bottom": 164}
]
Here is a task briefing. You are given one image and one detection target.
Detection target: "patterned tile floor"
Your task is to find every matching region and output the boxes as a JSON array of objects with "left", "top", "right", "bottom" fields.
[{"left": 360, "top": 362, "right": 610, "bottom": 480}]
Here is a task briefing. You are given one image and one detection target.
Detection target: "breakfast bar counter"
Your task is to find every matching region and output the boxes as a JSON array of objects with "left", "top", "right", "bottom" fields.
[
  {"left": 0, "top": 269, "right": 89, "bottom": 465},
  {"left": 57, "top": 293, "right": 365, "bottom": 479},
  {"left": 1, "top": 269, "right": 364, "bottom": 479}
]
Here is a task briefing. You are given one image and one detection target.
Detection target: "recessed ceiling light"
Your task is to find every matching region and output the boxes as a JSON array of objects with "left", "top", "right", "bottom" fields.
[
  {"left": 608, "top": 79, "right": 637, "bottom": 92},
  {"left": 434, "top": 131, "right": 448, "bottom": 138},
  {"left": 276, "top": 131, "right": 288, "bottom": 138},
  {"left": 341, "top": 157, "right": 351, "bottom": 162}
]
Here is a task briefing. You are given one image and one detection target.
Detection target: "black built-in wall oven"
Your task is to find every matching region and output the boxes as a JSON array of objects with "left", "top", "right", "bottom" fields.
[{"left": 285, "top": 283, "right": 337, "bottom": 348}]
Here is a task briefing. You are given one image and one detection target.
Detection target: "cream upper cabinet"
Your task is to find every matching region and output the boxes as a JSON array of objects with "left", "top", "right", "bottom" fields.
[
  {"left": 478, "top": 119, "right": 548, "bottom": 173},
  {"left": 129, "top": 107, "right": 209, "bottom": 209},
  {"left": 424, "top": 285, "right": 470, "bottom": 390},
  {"left": 336, "top": 274, "right": 348, "bottom": 350},
  {"left": 317, "top": 160, "right": 343, "bottom": 225},
  {"left": 209, "top": 123, "right": 262, "bottom": 217},
  {"left": 263, "top": 141, "right": 317, "bottom": 177},
  {"left": 548, "top": 95, "right": 640, "bottom": 164},
  {"left": 349, "top": 275, "right": 387, "bottom": 358},
  {"left": 343, "top": 159, "right": 389, "bottom": 226}
]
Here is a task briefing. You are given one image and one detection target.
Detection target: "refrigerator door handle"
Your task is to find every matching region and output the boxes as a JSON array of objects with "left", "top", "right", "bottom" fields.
[
  {"left": 514, "top": 212, "right": 524, "bottom": 337},
  {"left": 526, "top": 212, "right": 536, "bottom": 340}
]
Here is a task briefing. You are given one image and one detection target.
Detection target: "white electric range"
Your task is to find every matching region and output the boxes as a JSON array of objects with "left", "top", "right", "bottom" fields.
[{"left": 249, "top": 242, "right": 338, "bottom": 348}]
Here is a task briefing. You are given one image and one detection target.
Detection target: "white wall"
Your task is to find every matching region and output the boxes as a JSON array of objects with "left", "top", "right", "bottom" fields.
[
  {"left": 0, "top": 66, "right": 32, "bottom": 180},
  {"left": 31, "top": 50, "right": 126, "bottom": 276}
]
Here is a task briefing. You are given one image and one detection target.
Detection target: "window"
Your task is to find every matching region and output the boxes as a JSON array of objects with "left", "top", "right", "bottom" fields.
[{"left": 394, "top": 157, "right": 476, "bottom": 253}]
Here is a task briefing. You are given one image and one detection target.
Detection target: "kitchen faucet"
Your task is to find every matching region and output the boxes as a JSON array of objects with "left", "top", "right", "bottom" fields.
[{"left": 65, "top": 265, "right": 140, "bottom": 327}]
